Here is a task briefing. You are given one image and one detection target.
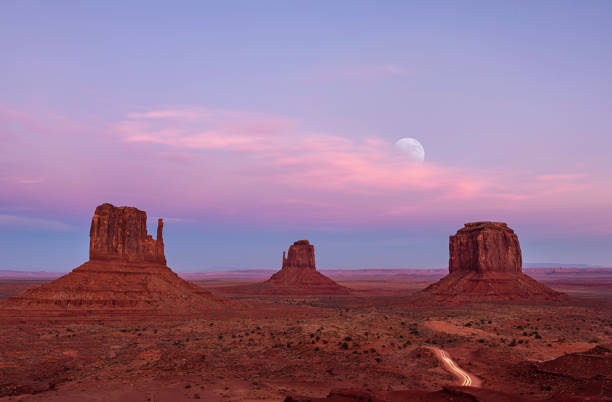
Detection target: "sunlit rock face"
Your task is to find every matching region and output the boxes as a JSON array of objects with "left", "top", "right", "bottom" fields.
[
  {"left": 89, "top": 203, "right": 166, "bottom": 265},
  {"left": 449, "top": 222, "right": 522, "bottom": 274}
]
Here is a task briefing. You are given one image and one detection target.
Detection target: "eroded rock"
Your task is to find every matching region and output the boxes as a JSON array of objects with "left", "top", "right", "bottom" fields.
[
  {"left": 422, "top": 222, "right": 564, "bottom": 302},
  {"left": 449, "top": 222, "right": 521, "bottom": 274},
  {"left": 89, "top": 203, "right": 165, "bottom": 264}
]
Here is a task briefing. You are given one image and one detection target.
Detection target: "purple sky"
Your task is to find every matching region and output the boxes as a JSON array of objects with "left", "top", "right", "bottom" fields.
[{"left": 1, "top": 1, "right": 611, "bottom": 271}]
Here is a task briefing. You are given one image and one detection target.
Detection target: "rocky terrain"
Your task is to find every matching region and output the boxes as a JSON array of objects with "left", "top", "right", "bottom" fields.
[{"left": 1, "top": 292, "right": 610, "bottom": 401}]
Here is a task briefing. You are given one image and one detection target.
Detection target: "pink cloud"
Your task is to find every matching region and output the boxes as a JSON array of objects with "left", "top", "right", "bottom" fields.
[
  {"left": 112, "top": 107, "right": 596, "bottom": 207},
  {"left": 17, "top": 178, "right": 44, "bottom": 184},
  {"left": 1, "top": 104, "right": 608, "bottom": 232},
  {"left": 116, "top": 107, "right": 294, "bottom": 153},
  {"left": 536, "top": 173, "right": 587, "bottom": 181}
]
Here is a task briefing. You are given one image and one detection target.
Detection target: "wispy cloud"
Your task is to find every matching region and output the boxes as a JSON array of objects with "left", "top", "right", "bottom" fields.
[
  {"left": 17, "top": 178, "right": 44, "bottom": 184},
  {"left": 536, "top": 173, "right": 587, "bottom": 181},
  {"left": 382, "top": 64, "right": 410, "bottom": 75},
  {"left": 0, "top": 214, "right": 75, "bottom": 231},
  {"left": 113, "top": 107, "right": 592, "bottom": 206},
  {"left": 116, "top": 107, "right": 294, "bottom": 152}
]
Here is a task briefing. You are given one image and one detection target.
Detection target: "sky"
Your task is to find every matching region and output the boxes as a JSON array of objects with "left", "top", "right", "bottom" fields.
[{"left": 1, "top": 1, "right": 611, "bottom": 271}]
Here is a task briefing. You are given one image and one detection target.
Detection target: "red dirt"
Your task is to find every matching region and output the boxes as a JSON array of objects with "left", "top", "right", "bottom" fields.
[{"left": 0, "top": 272, "right": 611, "bottom": 401}]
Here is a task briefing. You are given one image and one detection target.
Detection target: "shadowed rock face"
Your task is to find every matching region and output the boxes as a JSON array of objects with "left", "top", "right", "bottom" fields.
[
  {"left": 449, "top": 222, "right": 521, "bottom": 274},
  {"left": 89, "top": 203, "right": 166, "bottom": 265},
  {"left": 282, "top": 240, "right": 316, "bottom": 270}
]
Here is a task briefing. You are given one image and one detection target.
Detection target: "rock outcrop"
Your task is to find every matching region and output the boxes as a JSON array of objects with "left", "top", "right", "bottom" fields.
[
  {"left": 422, "top": 222, "right": 563, "bottom": 302},
  {"left": 218, "top": 240, "right": 352, "bottom": 296},
  {"left": 282, "top": 240, "right": 316, "bottom": 270},
  {"left": 89, "top": 203, "right": 166, "bottom": 264},
  {"left": 3, "top": 203, "right": 227, "bottom": 314},
  {"left": 449, "top": 222, "right": 521, "bottom": 274}
]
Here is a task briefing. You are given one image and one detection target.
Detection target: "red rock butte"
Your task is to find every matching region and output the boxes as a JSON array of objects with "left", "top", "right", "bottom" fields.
[
  {"left": 423, "top": 222, "right": 564, "bottom": 302},
  {"left": 2, "top": 203, "right": 227, "bottom": 314},
  {"left": 221, "top": 240, "right": 351, "bottom": 295},
  {"left": 89, "top": 203, "right": 166, "bottom": 264}
]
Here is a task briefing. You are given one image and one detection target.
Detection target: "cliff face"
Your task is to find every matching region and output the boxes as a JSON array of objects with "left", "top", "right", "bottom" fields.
[
  {"left": 282, "top": 240, "right": 316, "bottom": 270},
  {"left": 89, "top": 203, "right": 166, "bottom": 265},
  {"left": 449, "top": 222, "right": 522, "bottom": 274}
]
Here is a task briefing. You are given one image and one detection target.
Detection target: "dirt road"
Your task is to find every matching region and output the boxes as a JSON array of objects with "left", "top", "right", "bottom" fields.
[{"left": 430, "top": 347, "right": 481, "bottom": 387}]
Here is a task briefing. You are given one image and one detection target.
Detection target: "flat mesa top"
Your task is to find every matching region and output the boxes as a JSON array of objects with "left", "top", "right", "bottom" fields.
[
  {"left": 293, "top": 240, "right": 311, "bottom": 246},
  {"left": 457, "top": 221, "right": 514, "bottom": 234},
  {"left": 95, "top": 203, "right": 146, "bottom": 214}
]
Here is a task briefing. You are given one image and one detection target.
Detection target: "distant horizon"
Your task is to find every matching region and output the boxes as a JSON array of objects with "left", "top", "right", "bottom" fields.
[{"left": 2, "top": 262, "right": 611, "bottom": 275}]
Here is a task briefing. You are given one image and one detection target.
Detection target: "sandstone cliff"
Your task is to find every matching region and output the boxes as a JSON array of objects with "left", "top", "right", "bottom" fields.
[
  {"left": 89, "top": 203, "right": 166, "bottom": 264},
  {"left": 282, "top": 240, "right": 316, "bottom": 270},
  {"left": 449, "top": 222, "right": 521, "bottom": 274}
]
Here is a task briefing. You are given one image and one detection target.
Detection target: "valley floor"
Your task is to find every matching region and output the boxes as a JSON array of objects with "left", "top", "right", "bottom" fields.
[{"left": 0, "top": 272, "right": 611, "bottom": 401}]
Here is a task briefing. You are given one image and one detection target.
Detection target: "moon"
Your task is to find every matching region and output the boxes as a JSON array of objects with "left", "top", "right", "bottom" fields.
[{"left": 395, "top": 137, "right": 425, "bottom": 163}]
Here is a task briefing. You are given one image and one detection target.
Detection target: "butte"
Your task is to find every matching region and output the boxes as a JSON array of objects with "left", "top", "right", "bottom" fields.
[
  {"left": 421, "top": 222, "right": 564, "bottom": 302},
  {"left": 221, "top": 240, "right": 351, "bottom": 296},
  {"left": 2, "top": 203, "right": 228, "bottom": 316}
]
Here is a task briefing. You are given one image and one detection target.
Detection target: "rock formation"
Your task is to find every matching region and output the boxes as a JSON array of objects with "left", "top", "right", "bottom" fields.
[
  {"left": 3, "top": 203, "right": 227, "bottom": 314},
  {"left": 219, "top": 240, "right": 352, "bottom": 296},
  {"left": 422, "top": 222, "right": 563, "bottom": 302},
  {"left": 282, "top": 240, "right": 316, "bottom": 270},
  {"left": 89, "top": 203, "right": 166, "bottom": 264},
  {"left": 449, "top": 222, "right": 521, "bottom": 274}
]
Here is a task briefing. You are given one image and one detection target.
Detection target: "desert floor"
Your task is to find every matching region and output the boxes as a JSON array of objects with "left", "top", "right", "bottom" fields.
[{"left": 0, "top": 270, "right": 611, "bottom": 401}]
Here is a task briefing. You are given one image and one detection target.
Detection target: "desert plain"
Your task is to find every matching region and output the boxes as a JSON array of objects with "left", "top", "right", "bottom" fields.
[{"left": 1, "top": 268, "right": 611, "bottom": 401}]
